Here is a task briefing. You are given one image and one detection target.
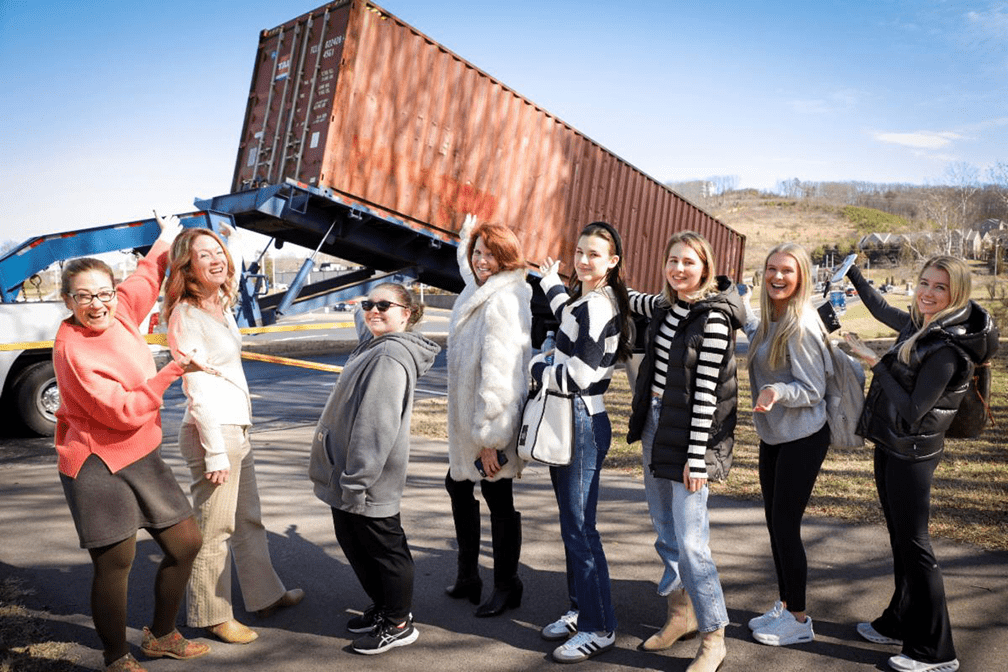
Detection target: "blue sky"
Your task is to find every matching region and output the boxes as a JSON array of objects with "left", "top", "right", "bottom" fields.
[{"left": 1, "top": 0, "right": 1006, "bottom": 242}]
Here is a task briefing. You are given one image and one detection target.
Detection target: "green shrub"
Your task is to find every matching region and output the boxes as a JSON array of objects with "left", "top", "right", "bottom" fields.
[{"left": 842, "top": 205, "right": 911, "bottom": 234}]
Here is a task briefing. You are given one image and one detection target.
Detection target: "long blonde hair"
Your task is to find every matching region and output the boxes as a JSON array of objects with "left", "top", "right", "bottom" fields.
[
  {"left": 896, "top": 255, "right": 971, "bottom": 364},
  {"left": 161, "top": 228, "right": 239, "bottom": 324},
  {"left": 661, "top": 231, "right": 719, "bottom": 305},
  {"left": 750, "top": 243, "right": 817, "bottom": 370}
]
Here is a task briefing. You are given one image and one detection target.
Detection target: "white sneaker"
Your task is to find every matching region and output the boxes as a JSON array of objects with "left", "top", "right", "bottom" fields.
[
  {"left": 552, "top": 630, "right": 615, "bottom": 663},
  {"left": 857, "top": 621, "right": 903, "bottom": 646},
  {"left": 888, "top": 654, "right": 959, "bottom": 672},
  {"left": 748, "top": 600, "right": 784, "bottom": 631},
  {"left": 541, "top": 610, "right": 578, "bottom": 641},
  {"left": 752, "top": 610, "right": 814, "bottom": 646}
]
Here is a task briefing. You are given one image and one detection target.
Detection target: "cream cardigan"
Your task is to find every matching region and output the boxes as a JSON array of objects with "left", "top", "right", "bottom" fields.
[{"left": 168, "top": 301, "right": 252, "bottom": 472}]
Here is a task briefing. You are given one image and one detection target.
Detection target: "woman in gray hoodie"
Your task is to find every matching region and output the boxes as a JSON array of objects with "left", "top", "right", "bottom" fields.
[{"left": 309, "top": 283, "right": 440, "bottom": 656}]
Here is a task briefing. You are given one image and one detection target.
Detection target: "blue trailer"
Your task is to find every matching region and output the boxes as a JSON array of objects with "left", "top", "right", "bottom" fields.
[{"left": 0, "top": 180, "right": 479, "bottom": 435}]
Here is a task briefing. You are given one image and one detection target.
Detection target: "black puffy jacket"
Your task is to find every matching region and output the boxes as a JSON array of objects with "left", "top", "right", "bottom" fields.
[
  {"left": 857, "top": 299, "right": 998, "bottom": 460},
  {"left": 627, "top": 277, "right": 745, "bottom": 482}
]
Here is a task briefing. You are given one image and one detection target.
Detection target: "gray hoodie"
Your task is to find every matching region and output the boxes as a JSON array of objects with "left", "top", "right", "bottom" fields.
[{"left": 309, "top": 321, "right": 440, "bottom": 518}]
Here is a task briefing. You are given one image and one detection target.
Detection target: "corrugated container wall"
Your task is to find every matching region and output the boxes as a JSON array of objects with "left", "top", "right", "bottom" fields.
[{"left": 231, "top": 0, "right": 745, "bottom": 291}]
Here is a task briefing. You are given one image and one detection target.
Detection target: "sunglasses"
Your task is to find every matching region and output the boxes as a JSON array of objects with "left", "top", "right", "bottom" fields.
[{"left": 361, "top": 299, "right": 407, "bottom": 312}]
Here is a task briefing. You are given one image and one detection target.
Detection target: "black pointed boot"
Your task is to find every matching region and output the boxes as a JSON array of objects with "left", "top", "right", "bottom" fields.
[
  {"left": 445, "top": 490, "right": 482, "bottom": 604},
  {"left": 475, "top": 511, "right": 522, "bottom": 617}
]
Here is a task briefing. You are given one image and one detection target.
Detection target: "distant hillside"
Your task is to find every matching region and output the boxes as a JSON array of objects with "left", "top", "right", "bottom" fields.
[{"left": 709, "top": 193, "right": 862, "bottom": 276}]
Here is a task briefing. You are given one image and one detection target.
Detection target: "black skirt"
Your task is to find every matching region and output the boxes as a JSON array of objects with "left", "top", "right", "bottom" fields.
[{"left": 60, "top": 448, "right": 193, "bottom": 549}]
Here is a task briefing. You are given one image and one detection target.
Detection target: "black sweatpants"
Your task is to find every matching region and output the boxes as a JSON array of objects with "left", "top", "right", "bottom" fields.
[
  {"left": 331, "top": 508, "right": 414, "bottom": 623},
  {"left": 758, "top": 422, "right": 829, "bottom": 614},
  {"left": 871, "top": 447, "right": 956, "bottom": 664}
]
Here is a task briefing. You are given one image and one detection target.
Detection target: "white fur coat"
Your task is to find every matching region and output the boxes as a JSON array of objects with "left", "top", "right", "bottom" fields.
[{"left": 446, "top": 221, "right": 532, "bottom": 482}]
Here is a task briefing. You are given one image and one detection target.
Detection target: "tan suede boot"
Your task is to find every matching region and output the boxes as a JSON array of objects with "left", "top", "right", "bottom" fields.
[
  {"left": 686, "top": 627, "right": 726, "bottom": 672},
  {"left": 641, "top": 588, "right": 698, "bottom": 651}
]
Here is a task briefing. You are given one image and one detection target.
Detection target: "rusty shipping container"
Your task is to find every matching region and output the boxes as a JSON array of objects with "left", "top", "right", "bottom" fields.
[{"left": 232, "top": 0, "right": 745, "bottom": 291}]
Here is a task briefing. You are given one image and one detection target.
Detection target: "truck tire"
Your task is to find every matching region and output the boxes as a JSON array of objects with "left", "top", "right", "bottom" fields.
[{"left": 14, "top": 361, "right": 59, "bottom": 436}]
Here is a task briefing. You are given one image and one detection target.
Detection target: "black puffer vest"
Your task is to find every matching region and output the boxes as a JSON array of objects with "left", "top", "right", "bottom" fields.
[
  {"left": 858, "top": 300, "right": 998, "bottom": 460},
  {"left": 627, "top": 277, "right": 745, "bottom": 482}
]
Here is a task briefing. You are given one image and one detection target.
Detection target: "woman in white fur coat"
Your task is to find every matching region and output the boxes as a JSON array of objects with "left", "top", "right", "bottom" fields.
[{"left": 444, "top": 214, "right": 532, "bottom": 618}]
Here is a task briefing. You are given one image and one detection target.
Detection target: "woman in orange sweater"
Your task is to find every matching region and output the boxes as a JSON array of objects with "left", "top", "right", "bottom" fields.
[{"left": 54, "top": 214, "right": 212, "bottom": 672}]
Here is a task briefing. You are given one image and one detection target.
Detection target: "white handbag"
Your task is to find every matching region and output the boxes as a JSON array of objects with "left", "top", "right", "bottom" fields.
[{"left": 516, "top": 384, "right": 575, "bottom": 466}]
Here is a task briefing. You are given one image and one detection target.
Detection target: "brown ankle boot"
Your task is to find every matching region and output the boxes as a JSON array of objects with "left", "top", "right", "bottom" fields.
[
  {"left": 641, "top": 588, "right": 698, "bottom": 651},
  {"left": 686, "top": 627, "right": 726, "bottom": 672}
]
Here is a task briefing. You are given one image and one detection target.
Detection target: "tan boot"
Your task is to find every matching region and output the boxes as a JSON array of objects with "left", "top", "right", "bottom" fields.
[
  {"left": 686, "top": 627, "right": 726, "bottom": 672},
  {"left": 641, "top": 588, "right": 698, "bottom": 651}
]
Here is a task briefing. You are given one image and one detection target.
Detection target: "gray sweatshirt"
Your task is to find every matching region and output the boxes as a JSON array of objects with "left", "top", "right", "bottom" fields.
[
  {"left": 309, "top": 322, "right": 440, "bottom": 518},
  {"left": 744, "top": 304, "right": 830, "bottom": 446}
]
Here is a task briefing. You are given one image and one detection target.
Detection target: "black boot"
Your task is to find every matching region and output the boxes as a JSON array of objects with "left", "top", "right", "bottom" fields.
[
  {"left": 475, "top": 512, "right": 522, "bottom": 617},
  {"left": 445, "top": 480, "right": 482, "bottom": 604}
]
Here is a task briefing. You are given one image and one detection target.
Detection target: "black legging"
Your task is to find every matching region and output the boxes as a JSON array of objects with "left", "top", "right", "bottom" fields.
[
  {"left": 758, "top": 422, "right": 829, "bottom": 613},
  {"left": 88, "top": 517, "right": 201, "bottom": 664},
  {"left": 871, "top": 447, "right": 956, "bottom": 663}
]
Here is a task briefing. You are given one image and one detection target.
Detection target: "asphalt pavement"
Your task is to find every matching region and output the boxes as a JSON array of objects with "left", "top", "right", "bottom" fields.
[{"left": 1, "top": 310, "right": 1006, "bottom": 671}]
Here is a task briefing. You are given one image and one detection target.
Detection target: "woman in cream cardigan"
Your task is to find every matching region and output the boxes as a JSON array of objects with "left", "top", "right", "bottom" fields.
[
  {"left": 165, "top": 228, "right": 303, "bottom": 645},
  {"left": 444, "top": 215, "right": 532, "bottom": 617}
]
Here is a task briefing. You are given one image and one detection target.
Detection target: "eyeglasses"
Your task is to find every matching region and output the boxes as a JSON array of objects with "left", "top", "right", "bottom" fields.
[
  {"left": 70, "top": 289, "right": 116, "bottom": 305},
  {"left": 361, "top": 299, "right": 406, "bottom": 312}
]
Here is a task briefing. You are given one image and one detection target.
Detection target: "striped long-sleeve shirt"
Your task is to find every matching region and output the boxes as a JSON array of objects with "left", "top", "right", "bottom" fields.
[
  {"left": 531, "top": 272, "right": 622, "bottom": 415},
  {"left": 629, "top": 290, "right": 733, "bottom": 479}
]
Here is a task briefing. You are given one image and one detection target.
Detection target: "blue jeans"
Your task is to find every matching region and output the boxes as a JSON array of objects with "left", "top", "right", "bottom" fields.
[
  {"left": 549, "top": 397, "right": 617, "bottom": 634},
  {"left": 641, "top": 396, "right": 728, "bottom": 632}
]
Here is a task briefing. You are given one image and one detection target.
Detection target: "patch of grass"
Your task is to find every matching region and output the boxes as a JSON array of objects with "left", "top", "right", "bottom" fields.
[{"left": 0, "top": 577, "right": 81, "bottom": 672}]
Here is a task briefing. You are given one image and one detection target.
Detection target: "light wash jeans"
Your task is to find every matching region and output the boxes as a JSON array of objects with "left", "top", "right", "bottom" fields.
[
  {"left": 549, "top": 397, "right": 617, "bottom": 634},
  {"left": 641, "top": 396, "right": 729, "bottom": 632}
]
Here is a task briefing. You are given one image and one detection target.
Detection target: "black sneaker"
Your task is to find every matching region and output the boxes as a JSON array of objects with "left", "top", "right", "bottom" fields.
[
  {"left": 346, "top": 605, "right": 383, "bottom": 634},
  {"left": 351, "top": 615, "right": 419, "bottom": 655}
]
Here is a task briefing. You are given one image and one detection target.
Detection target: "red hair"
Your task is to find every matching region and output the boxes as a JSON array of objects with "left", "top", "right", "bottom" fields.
[{"left": 467, "top": 223, "right": 524, "bottom": 276}]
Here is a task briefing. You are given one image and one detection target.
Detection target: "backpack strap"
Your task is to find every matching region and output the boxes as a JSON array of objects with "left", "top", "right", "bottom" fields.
[{"left": 972, "top": 362, "right": 996, "bottom": 427}]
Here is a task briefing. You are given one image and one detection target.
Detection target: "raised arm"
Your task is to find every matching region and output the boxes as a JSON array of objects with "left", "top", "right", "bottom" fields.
[
  {"left": 847, "top": 265, "right": 909, "bottom": 333},
  {"left": 456, "top": 214, "right": 476, "bottom": 285},
  {"left": 627, "top": 289, "right": 662, "bottom": 319},
  {"left": 116, "top": 213, "right": 184, "bottom": 325}
]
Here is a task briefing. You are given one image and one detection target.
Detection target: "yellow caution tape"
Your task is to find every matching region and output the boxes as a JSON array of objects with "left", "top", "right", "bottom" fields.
[
  {"left": 0, "top": 339, "right": 63, "bottom": 351},
  {"left": 0, "top": 321, "right": 355, "bottom": 351},
  {"left": 238, "top": 322, "right": 353, "bottom": 335},
  {"left": 241, "top": 351, "right": 343, "bottom": 373}
]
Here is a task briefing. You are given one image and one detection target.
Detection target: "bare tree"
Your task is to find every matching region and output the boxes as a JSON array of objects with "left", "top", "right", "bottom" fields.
[
  {"left": 990, "top": 161, "right": 1008, "bottom": 213},
  {"left": 945, "top": 162, "right": 980, "bottom": 257},
  {"left": 922, "top": 187, "right": 956, "bottom": 255}
]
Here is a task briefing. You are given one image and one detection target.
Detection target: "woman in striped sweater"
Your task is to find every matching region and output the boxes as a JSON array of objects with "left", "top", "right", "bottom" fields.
[
  {"left": 626, "top": 231, "right": 745, "bottom": 672},
  {"left": 534, "top": 222, "right": 631, "bottom": 664}
]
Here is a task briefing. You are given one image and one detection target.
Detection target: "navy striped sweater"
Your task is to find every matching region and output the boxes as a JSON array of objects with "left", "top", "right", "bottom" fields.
[{"left": 531, "top": 273, "right": 622, "bottom": 415}]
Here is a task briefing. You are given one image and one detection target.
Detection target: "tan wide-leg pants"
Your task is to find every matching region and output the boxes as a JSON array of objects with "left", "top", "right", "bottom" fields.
[{"left": 179, "top": 423, "right": 286, "bottom": 626}]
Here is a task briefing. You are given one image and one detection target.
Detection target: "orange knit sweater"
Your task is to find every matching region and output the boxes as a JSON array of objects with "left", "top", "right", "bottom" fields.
[{"left": 53, "top": 242, "right": 184, "bottom": 478}]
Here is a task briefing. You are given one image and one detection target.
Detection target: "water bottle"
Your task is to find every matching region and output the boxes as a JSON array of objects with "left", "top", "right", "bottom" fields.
[{"left": 542, "top": 330, "right": 556, "bottom": 365}]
